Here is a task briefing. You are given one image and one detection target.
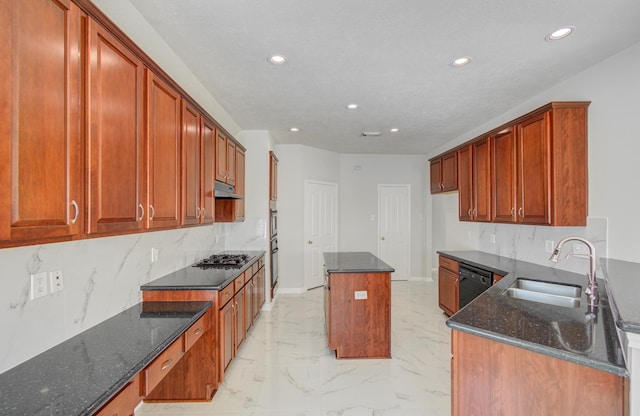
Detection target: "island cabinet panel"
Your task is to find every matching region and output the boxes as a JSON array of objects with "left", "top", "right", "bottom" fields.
[
  {"left": 0, "top": 0, "right": 84, "bottom": 245},
  {"left": 451, "top": 330, "right": 629, "bottom": 416},
  {"left": 86, "top": 17, "right": 145, "bottom": 235},
  {"left": 141, "top": 290, "right": 219, "bottom": 401},
  {"left": 145, "top": 70, "right": 181, "bottom": 230},
  {"left": 326, "top": 272, "right": 391, "bottom": 358}
]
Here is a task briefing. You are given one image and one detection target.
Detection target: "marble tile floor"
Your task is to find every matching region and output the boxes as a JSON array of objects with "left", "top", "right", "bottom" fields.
[{"left": 138, "top": 281, "right": 451, "bottom": 416}]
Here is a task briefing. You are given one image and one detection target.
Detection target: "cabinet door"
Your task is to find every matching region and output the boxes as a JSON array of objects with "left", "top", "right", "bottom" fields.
[
  {"left": 226, "top": 140, "right": 237, "bottom": 186},
  {"left": 491, "top": 128, "right": 517, "bottom": 223},
  {"left": 235, "top": 291, "right": 245, "bottom": 350},
  {"left": 215, "top": 131, "right": 228, "bottom": 182},
  {"left": 1, "top": 0, "right": 83, "bottom": 244},
  {"left": 146, "top": 71, "right": 181, "bottom": 230},
  {"left": 219, "top": 301, "right": 235, "bottom": 373},
  {"left": 441, "top": 152, "right": 458, "bottom": 192},
  {"left": 235, "top": 148, "right": 246, "bottom": 221},
  {"left": 87, "top": 18, "right": 145, "bottom": 235},
  {"left": 438, "top": 267, "right": 459, "bottom": 316},
  {"left": 457, "top": 146, "right": 473, "bottom": 221},
  {"left": 257, "top": 265, "right": 266, "bottom": 311},
  {"left": 517, "top": 112, "right": 551, "bottom": 225},
  {"left": 472, "top": 138, "right": 491, "bottom": 222},
  {"left": 200, "top": 119, "right": 215, "bottom": 224},
  {"left": 429, "top": 159, "right": 442, "bottom": 194},
  {"left": 181, "top": 102, "right": 201, "bottom": 226},
  {"left": 244, "top": 278, "right": 253, "bottom": 332}
]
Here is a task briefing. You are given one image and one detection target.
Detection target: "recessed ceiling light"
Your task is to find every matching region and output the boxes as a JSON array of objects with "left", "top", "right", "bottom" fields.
[
  {"left": 390, "top": 128, "right": 399, "bottom": 133},
  {"left": 546, "top": 26, "right": 575, "bottom": 41},
  {"left": 289, "top": 127, "right": 299, "bottom": 132},
  {"left": 346, "top": 103, "right": 358, "bottom": 110},
  {"left": 268, "top": 54, "right": 287, "bottom": 65},
  {"left": 450, "top": 57, "right": 471, "bottom": 67}
]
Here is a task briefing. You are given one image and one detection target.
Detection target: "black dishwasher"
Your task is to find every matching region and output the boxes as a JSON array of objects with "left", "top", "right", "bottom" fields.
[{"left": 459, "top": 263, "right": 493, "bottom": 308}]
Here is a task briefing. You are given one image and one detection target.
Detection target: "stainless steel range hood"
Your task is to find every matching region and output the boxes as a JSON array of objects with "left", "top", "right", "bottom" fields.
[{"left": 214, "top": 181, "right": 243, "bottom": 199}]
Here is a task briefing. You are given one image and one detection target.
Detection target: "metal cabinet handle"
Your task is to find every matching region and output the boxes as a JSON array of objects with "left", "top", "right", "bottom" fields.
[
  {"left": 196, "top": 207, "right": 200, "bottom": 218},
  {"left": 138, "top": 204, "right": 144, "bottom": 220},
  {"left": 231, "top": 303, "right": 235, "bottom": 315},
  {"left": 201, "top": 207, "right": 206, "bottom": 218},
  {"left": 194, "top": 327, "right": 203, "bottom": 336},
  {"left": 518, "top": 207, "right": 524, "bottom": 218},
  {"left": 468, "top": 208, "right": 472, "bottom": 216},
  {"left": 149, "top": 204, "right": 155, "bottom": 220},
  {"left": 161, "top": 359, "right": 173, "bottom": 371},
  {"left": 510, "top": 207, "right": 515, "bottom": 217},
  {"left": 70, "top": 200, "right": 79, "bottom": 224}
]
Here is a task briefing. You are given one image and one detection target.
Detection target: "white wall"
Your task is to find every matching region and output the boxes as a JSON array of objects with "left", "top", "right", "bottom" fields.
[
  {"left": 427, "top": 41, "right": 640, "bottom": 270},
  {"left": 275, "top": 145, "right": 341, "bottom": 290},
  {"left": 339, "top": 154, "right": 427, "bottom": 278}
]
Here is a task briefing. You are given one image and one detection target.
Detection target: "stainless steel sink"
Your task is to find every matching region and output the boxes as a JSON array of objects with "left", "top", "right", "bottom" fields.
[{"left": 502, "top": 278, "right": 582, "bottom": 308}]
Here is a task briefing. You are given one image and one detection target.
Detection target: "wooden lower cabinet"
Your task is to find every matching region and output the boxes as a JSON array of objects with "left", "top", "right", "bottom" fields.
[
  {"left": 219, "top": 298, "right": 235, "bottom": 374},
  {"left": 438, "top": 256, "right": 460, "bottom": 316},
  {"left": 94, "top": 375, "right": 140, "bottom": 416},
  {"left": 451, "top": 330, "right": 629, "bottom": 416}
]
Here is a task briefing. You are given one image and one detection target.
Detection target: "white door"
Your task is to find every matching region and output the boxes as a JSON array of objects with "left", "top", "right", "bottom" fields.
[
  {"left": 304, "top": 181, "right": 338, "bottom": 289},
  {"left": 378, "top": 185, "right": 410, "bottom": 280}
]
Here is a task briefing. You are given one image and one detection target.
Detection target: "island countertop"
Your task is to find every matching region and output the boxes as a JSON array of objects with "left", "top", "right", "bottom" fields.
[
  {"left": 440, "top": 250, "right": 627, "bottom": 377},
  {"left": 323, "top": 252, "right": 395, "bottom": 274}
]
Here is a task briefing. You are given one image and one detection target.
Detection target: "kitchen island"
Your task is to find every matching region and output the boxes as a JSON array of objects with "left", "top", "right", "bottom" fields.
[
  {"left": 441, "top": 251, "right": 628, "bottom": 415},
  {"left": 323, "top": 252, "right": 394, "bottom": 358}
]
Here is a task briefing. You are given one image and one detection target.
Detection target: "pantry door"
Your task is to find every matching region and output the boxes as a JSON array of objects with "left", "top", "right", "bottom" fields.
[
  {"left": 378, "top": 184, "right": 410, "bottom": 280},
  {"left": 304, "top": 181, "right": 338, "bottom": 290}
]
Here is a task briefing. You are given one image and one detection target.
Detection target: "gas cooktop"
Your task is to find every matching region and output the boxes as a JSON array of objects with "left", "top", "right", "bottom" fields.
[{"left": 192, "top": 253, "right": 250, "bottom": 270}]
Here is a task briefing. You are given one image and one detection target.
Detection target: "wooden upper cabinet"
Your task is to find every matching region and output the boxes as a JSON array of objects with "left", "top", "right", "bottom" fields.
[
  {"left": 457, "top": 146, "right": 473, "bottom": 221},
  {"left": 0, "top": 0, "right": 84, "bottom": 245},
  {"left": 215, "top": 130, "right": 236, "bottom": 184},
  {"left": 235, "top": 148, "right": 246, "bottom": 221},
  {"left": 491, "top": 127, "right": 517, "bottom": 223},
  {"left": 430, "top": 151, "right": 457, "bottom": 194},
  {"left": 201, "top": 119, "right": 216, "bottom": 224},
  {"left": 86, "top": 17, "right": 145, "bottom": 235},
  {"left": 269, "top": 151, "right": 279, "bottom": 201},
  {"left": 517, "top": 112, "right": 551, "bottom": 225},
  {"left": 226, "top": 140, "right": 237, "bottom": 186},
  {"left": 146, "top": 70, "right": 181, "bottom": 230},
  {"left": 457, "top": 139, "right": 491, "bottom": 222},
  {"left": 181, "top": 102, "right": 202, "bottom": 226}
]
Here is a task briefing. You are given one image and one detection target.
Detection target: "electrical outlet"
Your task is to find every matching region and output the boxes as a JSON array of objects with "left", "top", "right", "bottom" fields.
[
  {"left": 545, "top": 240, "right": 555, "bottom": 253},
  {"left": 151, "top": 248, "right": 159, "bottom": 263},
  {"left": 30, "top": 272, "right": 48, "bottom": 300},
  {"left": 50, "top": 270, "right": 64, "bottom": 293}
]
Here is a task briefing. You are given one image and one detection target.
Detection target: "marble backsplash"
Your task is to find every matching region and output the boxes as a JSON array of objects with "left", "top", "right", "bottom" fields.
[
  {"left": 478, "top": 217, "right": 608, "bottom": 277},
  {"left": 0, "top": 218, "right": 268, "bottom": 374}
]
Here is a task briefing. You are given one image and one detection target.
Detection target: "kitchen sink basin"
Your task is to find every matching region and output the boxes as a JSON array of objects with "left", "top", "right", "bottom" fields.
[{"left": 502, "top": 278, "right": 582, "bottom": 308}]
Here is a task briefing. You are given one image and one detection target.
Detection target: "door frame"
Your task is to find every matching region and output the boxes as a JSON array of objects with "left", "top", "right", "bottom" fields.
[
  {"left": 304, "top": 180, "right": 339, "bottom": 290},
  {"left": 377, "top": 184, "right": 411, "bottom": 280}
]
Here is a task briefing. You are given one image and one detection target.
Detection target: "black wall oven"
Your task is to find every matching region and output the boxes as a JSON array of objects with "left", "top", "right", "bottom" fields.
[
  {"left": 270, "top": 209, "right": 278, "bottom": 296},
  {"left": 459, "top": 263, "right": 493, "bottom": 308}
]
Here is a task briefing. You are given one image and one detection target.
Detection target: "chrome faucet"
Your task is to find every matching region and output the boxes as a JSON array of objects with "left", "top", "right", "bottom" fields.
[{"left": 549, "top": 237, "right": 599, "bottom": 308}]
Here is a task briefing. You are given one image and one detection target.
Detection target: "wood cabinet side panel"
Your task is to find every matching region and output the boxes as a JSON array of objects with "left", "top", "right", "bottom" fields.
[
  {"left": 328, "top": 272, "right": 391, "bottom": 358},
  {"left": 452, "top": 330, "right": 627, "bottom": 415}
]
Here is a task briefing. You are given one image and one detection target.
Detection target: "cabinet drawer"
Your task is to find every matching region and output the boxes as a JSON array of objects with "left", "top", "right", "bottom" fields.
[
  {"left": 95, "top": 375, "right": 140, "bottom": 416},
  {"left": 439, "top": 256, "right": 459, "bottom": 273},
  {"left": 184, "top": 313, "right": 208, "bottom": 352},
  {"left": 234, "top": 273, "right": 245, "bottom": 293},
  {"left": 219, "top": 284, "right": 234, "bottom": 306},
  {"left": 142, "top": 338, "right": 183, "bottom": 395}
]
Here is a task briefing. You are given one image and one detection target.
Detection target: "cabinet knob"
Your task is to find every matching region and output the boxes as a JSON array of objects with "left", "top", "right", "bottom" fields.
[{"left": 70, "top": 200, "right": 79, "bottom": 224}]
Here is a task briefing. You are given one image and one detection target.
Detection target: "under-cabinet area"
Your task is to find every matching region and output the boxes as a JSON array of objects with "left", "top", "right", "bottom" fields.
[
  {"left": 0, "top": 0, "right": 246, "bottom": 250},
  {"left": 429, "top": 101, "right": 589, "bottom": 226}
]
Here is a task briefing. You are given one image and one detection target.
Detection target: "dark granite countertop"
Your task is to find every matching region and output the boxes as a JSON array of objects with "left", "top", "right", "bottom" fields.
[
  {"left": 601, "top": 258, "right": 640, "bottom": 334},
  {"left": 323, "top": 252, "right": 395, "bottom": 273},
  {"left": 0, "top": 301, "right": 211, "bottom": 416},
  {"left": 440, "top": 250, "right": 627, "bottom": 377},
  {"left": 141, "top": 250, "right": 265, "bottom": 291}
]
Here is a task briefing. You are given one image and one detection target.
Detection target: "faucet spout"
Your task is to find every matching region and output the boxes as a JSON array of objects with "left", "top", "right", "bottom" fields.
[{"left": 549, "top": 237, "right": 599, "bottom": 308}]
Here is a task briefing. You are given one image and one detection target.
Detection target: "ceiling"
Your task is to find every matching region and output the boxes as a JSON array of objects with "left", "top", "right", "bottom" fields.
[{"left": 129, "top": 0, "right": 640, "bottom": 155}]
